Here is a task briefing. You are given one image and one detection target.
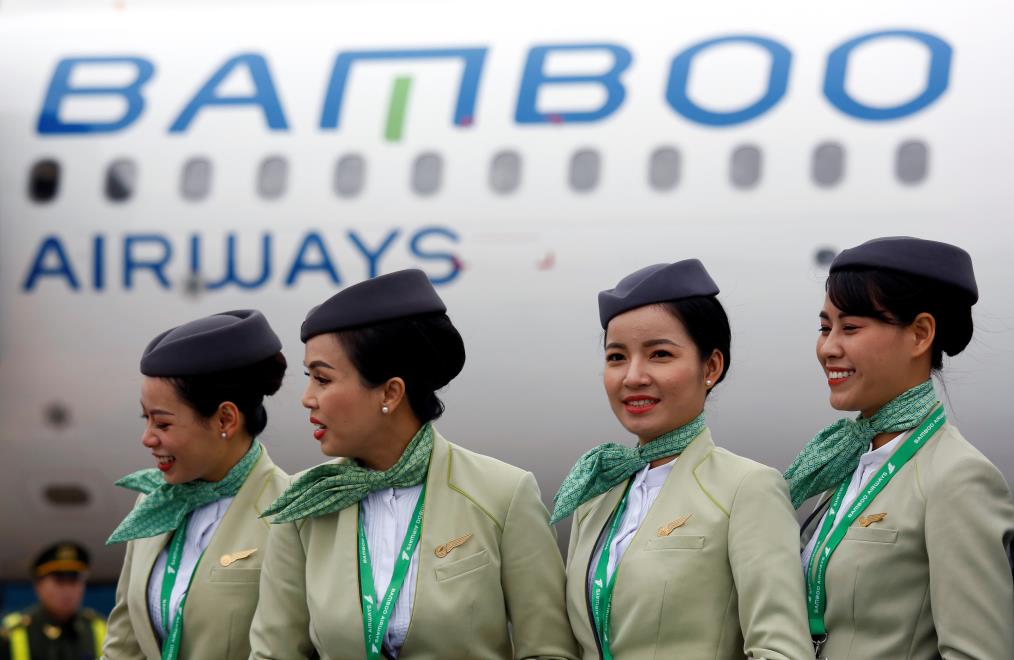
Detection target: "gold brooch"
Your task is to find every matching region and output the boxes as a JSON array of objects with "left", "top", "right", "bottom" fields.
[
  {"left": 434, "top": 533, "right": 473, "bottom": 558},
  {"left": 43, "top": 624, "right": 61, "bottom": 640},
  {"left": 858, "top": 513, "right": 887, "bottom": 528},
  {"left": 219, "top": 548, "right": 258, "bottom": 567},
  {"left": 657, "top": 514, "right": 693, "bottom": 537}
]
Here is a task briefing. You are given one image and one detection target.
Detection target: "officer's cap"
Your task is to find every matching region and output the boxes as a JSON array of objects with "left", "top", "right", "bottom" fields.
[
  {"left": 33, "top": 542, "right": 89, "bottom": 578},
  {"left": 598, "top": 259, "right": 720, "bottom": 328},
  {"left": 830, "top": 236, "right": 978, "bottom": 304},
  {"left": 301, "top": 269, "right": 446, "bottom": 342},
  {"left": 141, "top": 310, "right": 282, "bottom": 376}
]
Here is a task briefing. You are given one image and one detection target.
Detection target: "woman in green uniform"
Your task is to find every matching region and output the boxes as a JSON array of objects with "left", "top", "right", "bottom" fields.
[
  {"left": 554, "top": 260, "right": 812, "bottom": 660},
  {"left": 102, "top": 310, "right": 289, "bottom": 660},
  {"left": 786, "top": 236, "right": 1014, "bottom": 659},
  {"left": 249, "top": 269, "right": 577, "bottom": 660}
]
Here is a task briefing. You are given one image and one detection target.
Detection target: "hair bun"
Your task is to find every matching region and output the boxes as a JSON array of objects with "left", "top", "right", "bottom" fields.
[{"left": 413, "top": 315, "right": 466, "bottom": 390}]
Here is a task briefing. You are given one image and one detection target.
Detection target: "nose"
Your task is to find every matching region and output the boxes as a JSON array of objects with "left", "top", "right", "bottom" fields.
[
  {"left": 622, "top": 356, "right": 651, "bottom": 388},
  {"left": 141, "top": 425, "right": 159, "bottom": 449},
  {"left": 818, "top": 328, "right": 844, "bottom": 363},
  {"left": 301, "top": 382, "right": 316, "bottom": 410}
]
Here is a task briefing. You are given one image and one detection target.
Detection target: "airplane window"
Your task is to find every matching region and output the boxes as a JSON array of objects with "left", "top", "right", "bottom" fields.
[
  {"left": 181, "top": 157, "right": 212, "bottom": 201},
  {"left": 412, "top": 152, "right": 443, "bottom": 196},
  {"left": 896, "top": 140, "right": 928, "bottom": 185},
  {"left": 43, "top": 484, "right": 90, "bottom": 507},
  {"left": 489, "top": 150, "right": 521, "bottom": 194},
  {"left": 258, "top": 155, "right": 288, "bottom": 199},
  {"left": 28, "top": 159, "right": 60, "bottom": 202},
  {"left": 569, "top": 148, "right": 600, "bottom": 192},
  {"left": 812, "top": 142, "right": 844, "bottom": 187},
  {"left": 335, "top": 154, "right": 366, "bottom": 198},
  {"left": 649, "top": 147, "right": 681, "bottom": 191},
  {"left": 105, "top": 159, "right": 137, "bottom": 202},
  {"left": 730, "top": 145, "right": 762, "bottom": 189}
]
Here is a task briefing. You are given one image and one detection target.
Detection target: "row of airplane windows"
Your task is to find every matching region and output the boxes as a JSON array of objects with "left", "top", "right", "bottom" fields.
[{"left": 25, "top": 141, "right": 929, "bottom": 203}]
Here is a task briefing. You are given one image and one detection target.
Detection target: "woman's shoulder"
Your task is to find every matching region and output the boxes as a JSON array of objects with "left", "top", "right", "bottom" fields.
[
  {"left": 917, "top": 422, "right": 1010, "bottom": 493},
  {"left": 444, "top": 439, "right": 529, "bottom": 490},
  {"left": 694, "top": 445, "right": 790, "bottom": 515}
]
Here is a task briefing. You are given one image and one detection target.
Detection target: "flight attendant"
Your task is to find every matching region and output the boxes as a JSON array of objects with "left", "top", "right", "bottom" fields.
[
  {"left": 786, "top": 236, "right": 1014, "bottom": 659},
  {"left": 101, "top": 310, "right": 289, "bottom": 660},
  {"left": 554, "top": 260, "right": 812, "bottom": 660},
  {"left": 250, "top": 269, "right": 577, "bottom": 660}
]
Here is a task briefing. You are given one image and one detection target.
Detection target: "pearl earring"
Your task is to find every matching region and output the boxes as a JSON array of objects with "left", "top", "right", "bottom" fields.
[
  {"left": 220, "top": 432, "right": 227, "bottom": 438},
  {"left": 705, "top": 379, "right": 713, "bottom": 387},
  {"left": 382, "top": 405, "right": 390, "bottom": 414}
]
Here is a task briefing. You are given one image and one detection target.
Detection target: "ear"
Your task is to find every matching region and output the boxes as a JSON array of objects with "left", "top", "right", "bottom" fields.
[
  {"left": 909, "top": 312, "right": 936, "bottom": 360},
  {"left": 703, "top": 348, "right": 725, "bottom": 389},
  {"left": 216, "top": 401, "right": 242, "bottom": 439},
  {"left": 380, "top": 377, "right": 407, "bottom": 414}
]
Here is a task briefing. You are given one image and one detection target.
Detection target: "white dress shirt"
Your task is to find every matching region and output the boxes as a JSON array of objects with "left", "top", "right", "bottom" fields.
[
  {"left": 801, "top": 429, "right": 911, "bottom": 573},
  {"left": 588, "top": 459, "right": 677, "bottom": 592},
  {"left": 361, "top": 484, "right": 423, "bottom": 658},
  {"left": 147, "top": 497, "right": 233, "bottom": 642}
]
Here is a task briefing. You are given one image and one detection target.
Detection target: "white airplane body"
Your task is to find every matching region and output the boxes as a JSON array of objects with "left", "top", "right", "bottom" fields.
[{"left": 1, "top": 0, "right": 1012, "bottom": 579}]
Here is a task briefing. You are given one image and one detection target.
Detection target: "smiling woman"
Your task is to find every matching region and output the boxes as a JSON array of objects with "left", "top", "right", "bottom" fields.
[
  {"left": 101, "top": 310, "right": 289, "bottom": 660},
  {"left": 554, "top": 259, "right": 812, "bottom": 660},
  {"left": 789, "top": 236, "right": 1014, "bottom": 659}
]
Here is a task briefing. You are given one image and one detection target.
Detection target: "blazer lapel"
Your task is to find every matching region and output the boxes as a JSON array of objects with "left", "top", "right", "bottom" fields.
[
  {"left": 398, "top": 431, "right": 451, "bottom": 656},
  {"left": 132, "top": 532, "right": 169, "bottom": 659},
  {"left": 612, "top": 429, "right": 715, "bottom": 582},
  {"left": 190, "top": 449, "right": 275, "bottom": 595}
]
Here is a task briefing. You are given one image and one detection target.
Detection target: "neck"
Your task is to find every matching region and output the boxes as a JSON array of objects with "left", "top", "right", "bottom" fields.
[
  {"left": 360, "top": 417, "right": 423, "bottom": 471},
  {"left": 871, "top": 432, "right": 901, "bottom": 450},
  {"left": 203, "top": 435, "right": 253, "bottom": 482},
  {"left": 649, "top": 455, "right": 678, "bottom": 469}
]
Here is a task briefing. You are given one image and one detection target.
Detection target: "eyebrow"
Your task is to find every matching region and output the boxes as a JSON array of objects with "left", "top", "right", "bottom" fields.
[
  {"left": 304, "top": 360, "right": 334, "bottom": 370},
  {"left": 605, "top": 338, "right": 681, "bottom": 350},
  {"left": 144, "top": 408, "right": 175, "bottom": 416}
]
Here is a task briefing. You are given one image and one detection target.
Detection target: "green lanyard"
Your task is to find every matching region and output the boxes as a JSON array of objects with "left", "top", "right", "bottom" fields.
[
  {"left": 806, "top": 406, "right": 946, "bottom": 637},
  {"left": 590, "top": 481, "right": 633, "bottom": 660},
  {"left": 358, "top": 484, "right": 427, "bottom": 660},
  {"left": 159, "top": 516, "right": 204, "bottom": 660}
]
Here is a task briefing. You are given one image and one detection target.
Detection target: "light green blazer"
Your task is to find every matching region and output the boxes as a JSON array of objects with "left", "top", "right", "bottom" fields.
[
  {"left": 800, "top": 423, "right": 1014, "bottom": 659},
  {"left": 566, "top": 430, "right": 812, "bottom": 660},
  {"left": 102, "top": 448, "right": 288, "bottom": 660},
  {"left": 249, "top": 430, "right": 579, "bottom": 660}
]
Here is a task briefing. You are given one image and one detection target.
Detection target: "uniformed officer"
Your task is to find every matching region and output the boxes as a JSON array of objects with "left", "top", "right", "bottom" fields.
[
  {"left": 554, "top": 260, "right": 813, "bottom": 660},
  {"left": 250, "top": 269, "right": 578, "bottom": 660},
  {"left": 101, "top": 310, "right": 289, "bottom": 660},
  {"left": 1, "top": 542, "right": 106, "bottom": 660},
  {"left": 786, "top": 236, "right": 1014, "bottom": 658}
]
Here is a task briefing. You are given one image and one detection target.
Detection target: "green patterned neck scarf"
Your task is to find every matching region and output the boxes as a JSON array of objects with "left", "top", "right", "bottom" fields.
[
  {"left": 262, "top": 423, "right": 434, "bottom": 523},
  {"left": 784, "top": 379, "right": 938, "bottom": 508},
  {"left": 550, "top": 412, "right": 706, "bottom": 524},
  {"left": 107, "top": 441, "right": 262, "bottom": 544}
]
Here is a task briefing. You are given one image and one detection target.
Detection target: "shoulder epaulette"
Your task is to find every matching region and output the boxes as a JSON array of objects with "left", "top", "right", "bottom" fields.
[
  {"left": 81, "top": 608, "right": 102, "bottom": 621},
  {"left": 1, "top": 612, "right": 28, "bottom": 629}
]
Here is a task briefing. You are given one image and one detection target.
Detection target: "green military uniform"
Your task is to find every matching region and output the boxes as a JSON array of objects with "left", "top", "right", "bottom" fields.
[
  {"left": 2, "top": 542, "right": 106, "bottom": 660},
  {"left": 1, "top": 607, "right": 106, "bottom": 660}
]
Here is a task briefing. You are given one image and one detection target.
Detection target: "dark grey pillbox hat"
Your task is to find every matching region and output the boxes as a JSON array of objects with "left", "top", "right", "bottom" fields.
[
  {"left": 598, "top": 259, "right": 720, "bottom": 328},
  {"left": 140, "top": 310, "right": 282, "bottom": 376},
  {"left": 300, "top": 269, "right": 447, "bottom": 342},
  {"left": 830, "top": 236, "right": 978, "bottom": 304}
]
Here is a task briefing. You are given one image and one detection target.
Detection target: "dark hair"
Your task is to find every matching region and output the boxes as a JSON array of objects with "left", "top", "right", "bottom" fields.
[
  {"left": 336, "top": 313, "right": 466, "bottom": 423},
  {"left": 657, "top": 296, "right": 732, "bottom": 392},
  {"left": 827, "top": 268, "right": 973, "bottom": 370},
  {"left": 167, "top": 352, "right": 287, "bottom": 436}
]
